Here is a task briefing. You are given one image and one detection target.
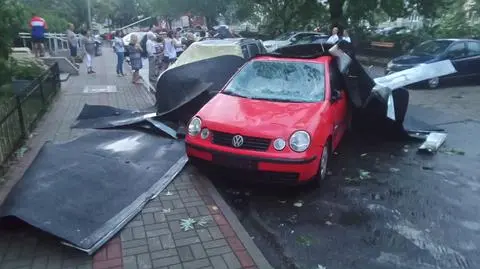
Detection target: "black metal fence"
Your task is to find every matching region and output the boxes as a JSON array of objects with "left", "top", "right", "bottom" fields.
[{"left": 0, "top": 63, "right": 60, "bottom": 164}]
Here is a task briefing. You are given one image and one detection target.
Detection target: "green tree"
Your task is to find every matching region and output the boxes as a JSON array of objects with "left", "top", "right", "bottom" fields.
[
  {"left": 327, "top": 0, "right": 452, "bottom": 27},
  {"left": 0, "top": 0, "right": 26, "bottom": 86}
]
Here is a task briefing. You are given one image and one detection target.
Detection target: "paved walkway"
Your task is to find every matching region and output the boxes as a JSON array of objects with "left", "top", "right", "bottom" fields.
[{"left": 0, "top": 52, "right": 271, "bottom": 269}]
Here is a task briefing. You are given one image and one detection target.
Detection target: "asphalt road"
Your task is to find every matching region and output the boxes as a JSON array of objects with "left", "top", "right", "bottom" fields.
[{"left": 201, "top": 65, "right": 480, "bottom": 269}]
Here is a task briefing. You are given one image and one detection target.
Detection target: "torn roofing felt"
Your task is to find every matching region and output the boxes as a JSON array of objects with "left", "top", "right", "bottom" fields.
[
  {"left": 0, "top": 130, "right": 187, "bottom": 254},
  {"left": 71, "top": 104, "right": 180, "bottom": 139},
  {"left": 273, "top": 43, "right": 455, "bottom": 136},
  {"left": 155, "top": 55, "right": 246, "bottom": 123}
]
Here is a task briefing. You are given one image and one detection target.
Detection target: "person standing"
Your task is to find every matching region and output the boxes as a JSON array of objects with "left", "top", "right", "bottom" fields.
[
  {"left": 113, "top": 31, "right": 125, "bottom": 76},
  {"left": 184, "top": 33, "right": 196, "bottom": 48},
  {"left": 173, "top": 31, "right": 184, "bottom": 57},
  {"left": 146, "top": 32, "right": 159, "bottom": 81},
  {"left": 82, "top": 30, "right": 96, "bottom": 74},
  {"left": 326, "top": 26, "right": 340, "bottom": 44},
  {"left": 161, "top": 31, "right": 177, "bottom": 71},
  {"left": 30, "top": 13, "right": 48, "bottom": 57},
  {"left": 66, "top": 23, "right": 78, "bottom": 64},
  {"left": 128, "top": 34, "right": 143, "bottom": 84}
]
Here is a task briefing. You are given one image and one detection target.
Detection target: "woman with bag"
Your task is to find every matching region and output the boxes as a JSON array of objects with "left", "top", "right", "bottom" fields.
[{"left": 128, "top": 34, "right": 143, "bottom": 84}]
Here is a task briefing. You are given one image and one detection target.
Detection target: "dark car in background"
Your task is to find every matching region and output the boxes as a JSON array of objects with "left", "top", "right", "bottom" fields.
[{"left": 386, "top": 39, "right": 480, "bottom": 88}]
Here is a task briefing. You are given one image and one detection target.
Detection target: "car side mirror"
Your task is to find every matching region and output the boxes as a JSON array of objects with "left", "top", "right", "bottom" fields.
[{"left": 331, "top": 89, "right": 341, "bottom": 102}]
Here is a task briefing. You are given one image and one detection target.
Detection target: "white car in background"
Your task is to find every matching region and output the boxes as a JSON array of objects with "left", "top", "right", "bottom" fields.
[{"left": 262, "top": 31, "right": 322, "bottom": 52}]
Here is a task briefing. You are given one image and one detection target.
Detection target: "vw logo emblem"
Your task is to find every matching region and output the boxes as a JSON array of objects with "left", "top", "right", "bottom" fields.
[{"left": 232, "top": 135, "right": 244, "bottom": 148}]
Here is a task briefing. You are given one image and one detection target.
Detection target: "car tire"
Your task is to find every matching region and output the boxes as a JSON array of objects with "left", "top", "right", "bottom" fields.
[
  {"left": 315, "top": 138, "right": 331, "bottom": 186},
  {"left": 427, "top": 77, "right": 440, "bottom": 89}
]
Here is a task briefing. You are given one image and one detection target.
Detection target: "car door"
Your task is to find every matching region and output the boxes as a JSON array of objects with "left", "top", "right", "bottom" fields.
[
  {"left": 444, "top": 41, "right": 468, "bottom": 78},
  {"left": 466, "top": 41, "right": 480, "bottom": 77},
  {"left": 328, "top": 61, "right": 348, "bottom": 148}
]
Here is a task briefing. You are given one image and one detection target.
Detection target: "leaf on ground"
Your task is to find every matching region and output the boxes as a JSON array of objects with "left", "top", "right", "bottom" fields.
[
  {"left": 296, "top": 235, "right": 314, "bottom": 247},
  {"left": 180, "top": 218, "right": 196, "bottom": 231},
  {"left": 16, "top": 146, "right": 29, "bottom": 158},
  {"left": 196, "top": 217, "right": 209, "bottom": 227}
]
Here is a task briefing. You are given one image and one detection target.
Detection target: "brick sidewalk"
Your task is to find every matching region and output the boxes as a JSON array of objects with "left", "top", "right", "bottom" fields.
[{"left": 0, "top": 52, "right": 272, "bottom": 269}]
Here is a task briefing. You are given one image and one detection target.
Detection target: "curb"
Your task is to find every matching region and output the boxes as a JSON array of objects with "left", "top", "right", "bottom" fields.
[{"left": 195, "top": 170, "right": 274, "bottom": 269}]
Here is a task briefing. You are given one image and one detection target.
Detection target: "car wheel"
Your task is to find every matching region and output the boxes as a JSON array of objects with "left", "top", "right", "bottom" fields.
[
  {"left": 315, "top": 139, "right": 331, "bottom": 185},
  {"left": 427, "top": 77, "right": 440, "bottom": 89}
]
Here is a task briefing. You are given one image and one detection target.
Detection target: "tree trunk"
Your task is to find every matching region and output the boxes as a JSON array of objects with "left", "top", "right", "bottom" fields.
[
  {"left": 205, "top": 16, "right": 217, "bottom": 29},
  {"left": 328, "top": 0, "right": 345, "bottom": 26}
]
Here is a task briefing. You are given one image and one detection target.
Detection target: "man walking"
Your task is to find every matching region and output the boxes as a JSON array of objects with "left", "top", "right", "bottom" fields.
[
  {"left": 66, "top": 23, "right": 78, "bottom": 65},
  {"left": 29, "top": 13, "right": 48, "bottom": 57}
]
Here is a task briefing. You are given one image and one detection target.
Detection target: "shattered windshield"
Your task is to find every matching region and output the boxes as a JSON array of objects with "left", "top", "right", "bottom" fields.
[
  {"left": 222, "top": 60, "right": 326, "bottom": 103},
  {"left": 410, "top": 40, "right": 453, "bottom": 56}
]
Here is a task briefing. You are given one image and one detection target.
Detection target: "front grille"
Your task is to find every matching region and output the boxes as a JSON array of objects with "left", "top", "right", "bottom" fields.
[{"left": 212, "top": 131, "right": 271, "bottom": 151}]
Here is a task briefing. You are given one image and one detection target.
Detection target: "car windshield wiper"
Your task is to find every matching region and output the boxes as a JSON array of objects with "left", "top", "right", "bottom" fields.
[
  {"left": 252, "top": 97, "right": 294, "bottom": 102},
  {"left": 222, "top": 91, "right": 250, "bottom": 98}
]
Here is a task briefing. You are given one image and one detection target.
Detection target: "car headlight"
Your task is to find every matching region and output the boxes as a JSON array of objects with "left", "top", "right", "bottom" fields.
[
  {"left": 273, "top": 138, "right": 286, "bottom": 151},
  {"left": 188, "top": 117, "right": 202, "bottom": 136},
  {"left": 289, "top": 131, "right": 310, "bottom": 152},
  {"left": 387, "top": 61, "right": 393, "bottom": 69}
]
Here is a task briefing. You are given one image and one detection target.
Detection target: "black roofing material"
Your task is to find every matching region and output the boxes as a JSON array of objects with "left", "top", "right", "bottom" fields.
[
  {"left": 72, "top": 104, "right": 179, "bottom": 139},
  {"left": 155, "top": 55, "right": 246, "bottom": 123},
  {"left": 0, "top": 130, "right": 187, "bottom": 254}
]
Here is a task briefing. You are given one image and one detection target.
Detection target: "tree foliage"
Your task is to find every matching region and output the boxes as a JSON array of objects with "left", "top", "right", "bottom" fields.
[
  {"left": 432, "top": 0, "right": 480, "bottom": 38},
  {"left": 0, "top": 0, "right": 26, "bottom": 86}
]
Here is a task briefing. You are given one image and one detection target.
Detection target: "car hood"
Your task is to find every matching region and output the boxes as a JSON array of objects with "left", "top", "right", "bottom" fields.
[
  {"left": 197, "top": 94, "right": 325, "bottom": 138},
  {"left": 392, "top": 54, "right": 436, "bottom": 65}
]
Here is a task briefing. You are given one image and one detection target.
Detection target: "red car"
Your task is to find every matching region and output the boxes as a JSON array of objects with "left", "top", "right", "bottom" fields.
[{"left": 185, "top": 54, "right": 350, "bottom": 184}]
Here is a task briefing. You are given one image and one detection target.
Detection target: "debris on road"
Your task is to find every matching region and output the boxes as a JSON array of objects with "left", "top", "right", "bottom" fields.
[
  {"left": 317, "top": 265, "right": 327, "bottom": 269},
  {"left": 441, "top": 147, "right": 465, "bottom": 155},
  {"left": 165, "top": 191, "right": 174, "bottom": 196},
  {"left": 418, "top": 132, "right": 447, "bottom": 153},
  {"left": 161, "top": 208, "right": 171, "bottom": 213},
  {"left": 360, "top": 153, "right": 368, "bottom": 157},
  {"left": 325, "top": 221, "right": 333, "bottom": 226},
  {"left": 293, "top": 201, "right": 304, "bottom": 207},
  {"left": 389, "top": 168, "right": 400, "bottom": 173},
  {"left": 359, "top": 169, "right": 371, "bottom": 180}
]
